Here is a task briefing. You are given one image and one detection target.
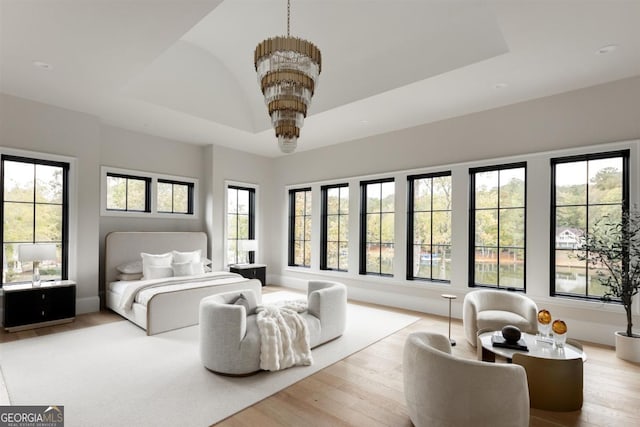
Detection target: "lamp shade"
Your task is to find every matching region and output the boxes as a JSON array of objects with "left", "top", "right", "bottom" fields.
[
  {"left": 238, "top": 240, "right": 258, "bottom": 252},
  {"left": 18, "top": 243, "right": 57, "bottom": 262}
]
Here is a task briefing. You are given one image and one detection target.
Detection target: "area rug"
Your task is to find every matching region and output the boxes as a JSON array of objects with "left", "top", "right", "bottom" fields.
[{"left": 0, "top": 292, "right": 418, "bottom": 427}]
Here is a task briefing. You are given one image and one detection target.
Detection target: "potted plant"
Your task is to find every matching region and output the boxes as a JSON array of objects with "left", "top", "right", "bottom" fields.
[{"left": 577, "top": 209, "right": 640, "bottom": 362}]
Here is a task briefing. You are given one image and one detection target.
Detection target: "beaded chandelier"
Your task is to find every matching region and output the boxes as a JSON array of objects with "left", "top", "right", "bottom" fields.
[{"left": 254, "top": 0, "right": 321, "bottom": 153}]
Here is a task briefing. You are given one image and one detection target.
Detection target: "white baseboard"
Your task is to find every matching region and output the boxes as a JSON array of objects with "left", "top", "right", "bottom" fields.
[{"left": 76, "top": 296, "right": 100, "bottom": 314}]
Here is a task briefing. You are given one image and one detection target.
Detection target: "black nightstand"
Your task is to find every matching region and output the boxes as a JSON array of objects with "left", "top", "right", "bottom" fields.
[
  {"left": 2, "top": 280, "right": 76, "bottom": 332},
  {"left": 230, "top": 264, "right": 266, "bottom": 286}
]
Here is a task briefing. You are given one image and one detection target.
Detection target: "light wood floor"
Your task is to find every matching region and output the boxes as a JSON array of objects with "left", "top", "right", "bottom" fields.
[{"left": 1, "top": 286, "right": 639, "bottom": 426}]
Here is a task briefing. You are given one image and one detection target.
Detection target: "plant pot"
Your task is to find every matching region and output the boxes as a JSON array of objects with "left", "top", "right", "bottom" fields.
[{"left": 615, "top": 331, "right": 640, "bottom": 363}]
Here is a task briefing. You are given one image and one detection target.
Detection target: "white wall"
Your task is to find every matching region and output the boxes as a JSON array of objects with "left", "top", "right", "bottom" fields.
[
  {"left": 207, "top": 144, "right": 274, "bottom": 272},
  {"left": 269, "top": 76, "right": 640, "bottom": 346},
  {"left": 0, "top": 94, "right": 101, "bottom": 313}
]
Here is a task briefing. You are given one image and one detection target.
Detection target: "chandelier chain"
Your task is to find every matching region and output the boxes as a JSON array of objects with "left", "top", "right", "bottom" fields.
[{"left": 287, "top": 0, "right": 290, "bottom": 37}]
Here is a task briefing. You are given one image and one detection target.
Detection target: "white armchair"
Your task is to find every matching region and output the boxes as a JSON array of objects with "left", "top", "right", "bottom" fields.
[
  {"left": 463, "top": 289, "right": 538, "bottom": 346},
  {"left": 403, "top": 332, "right": 530, "bottom": 427}
]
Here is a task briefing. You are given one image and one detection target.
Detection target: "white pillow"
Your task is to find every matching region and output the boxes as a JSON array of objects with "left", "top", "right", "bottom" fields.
[
  {"left": 117, "top": 272, "right": 143, "bottom": 281},
  {"left": 141, "top": 252, "right": 173, "bottom": 279},
  {"left": 145, "top": 265, "right": 174, "bottom": 280},
  {"left": 172, "top": 261, "right": 195, "bottom": 277},
  {"left": 116, "top": 260, "right": 143, "bottom": 274},
  {"left": 172, "top": 250, "right": 202, "bottom": 264},
  {"left": 203, "top": 257, "right": 212, "bottom": 266},
  {"left": 192, "top": 261, "right": 205, "bottom": 275},
  {"left": 172, "top": 260, "right": 205, "bottom": 277}
]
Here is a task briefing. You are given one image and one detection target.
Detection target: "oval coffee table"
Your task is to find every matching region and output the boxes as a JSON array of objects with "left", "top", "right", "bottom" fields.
[
  {"left": 478, "top": 331, "right": 586, "bottom": 411},
  {"left": 478, "top": 331, "right": 586, "bottom": 362}
]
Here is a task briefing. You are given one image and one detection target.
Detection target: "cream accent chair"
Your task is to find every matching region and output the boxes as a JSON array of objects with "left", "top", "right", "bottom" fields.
[
  {"left": 463, "top": 289, "right": 538, "bottom": 347},
  {"left": 403, "top": 332, "right": 530, "bottom": 427}
]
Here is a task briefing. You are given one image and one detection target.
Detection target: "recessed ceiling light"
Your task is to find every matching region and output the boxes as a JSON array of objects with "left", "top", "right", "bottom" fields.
[
  {"left": 32, "top": 60, "right": 53, "bottom": 70},
  {"left": 493, "top": 83, "right": 508, "bottom": 90},
  {"left": 597, "top": 45, "right": 618, "bottom": 54}
]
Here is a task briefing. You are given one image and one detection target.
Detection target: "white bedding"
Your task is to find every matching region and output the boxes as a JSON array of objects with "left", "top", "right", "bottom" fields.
[
  {"left": 104, "top": 232, "right": 263, "bottom": 335},
  {"left": 110, "top": 271, "right": 245, "bottom": 309}
]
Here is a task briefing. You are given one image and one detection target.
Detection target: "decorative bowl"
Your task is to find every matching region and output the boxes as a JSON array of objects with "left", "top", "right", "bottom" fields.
[{"left": 501, "top": 325, "right": 522, "bottom": 343}]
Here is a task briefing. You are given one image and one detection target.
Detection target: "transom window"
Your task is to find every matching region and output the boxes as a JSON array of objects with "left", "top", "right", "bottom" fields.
[
  {"left": 157, "top": 179, "right": 194, "bottom": 214},
  {"left": 227, "top": 185, "right": 256, "bottom": 265},
  {"left": 1, "top": 155, "right": 69, "bottom": 285},
  {"left": 407, "top": 172, "right": 452, "bottom": 282},
  {"left": 289, "top": 188, "right": 312, "bottom": 267},
  {"left": 551, "top": 150, "right": 628, "bottom": 299},
  {"left": 321, "top": 184, "right": 349, "bottom": 271},
  {"left": 469, "top": 163, "right": 526, "bottom": 290},
  {"left": 106, "top": 173, "right": 150, "bottom": 212},
  {"left": 101, "top": 167, "right": 197, "bottom": 217},
  {"left": 360, "top": 178, "right": 395, "bottom": 276}
]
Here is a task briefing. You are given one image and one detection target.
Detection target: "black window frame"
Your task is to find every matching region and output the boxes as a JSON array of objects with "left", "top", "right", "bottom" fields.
[
  {"left": 550, "top": 149, "right": 629, "bottom": 300},
  {"left": 320, "top": 183, "right": 349, "bottom": 272},
  {"left": 227, "top": 185, "right": 256, "bottom": 265},
  {"left": 1, "top": 154, "right": 70, "bottom": 286},
  {"left": 105, "top": 172, "right": 151, "bottom": 213},
  {"left": 157, "top": 178, "right": 195, "bottom": 215},
  {"left": 407, "top": 171, "right": 452, "bottom": 282},
  {"left": 359, "top": 177, "right": 395, "bottom": 276},
  {"left": 469, "top": 161, "right": 527, "bottom": 291},
  {"left": 288, "top": 187, "right": 312, "bottom": 267}
]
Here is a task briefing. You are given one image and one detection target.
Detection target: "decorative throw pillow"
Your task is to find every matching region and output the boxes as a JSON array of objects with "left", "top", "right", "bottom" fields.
[
  {"left": 144, "top": 265, "right": 174, "bottom": 280},
  {"left": 202, "top": 257, "right": 213, "bottom": 266},
  {"left": 172, "top": 260, "right": 205, "bottom": 277},
  {"left": 192, "top": 261, "right": 205, "bottom": 275},
  {"left": 141, "top": 252, "right": 173, "bottom": 279},
  {"left": 172, "top": 249, "right": 201, "bottom": 264},
  {"left": 116, "top": 272, "right": 143, "bottom": 281},
  {"left": 116, "top": 260, "right": 143, "bottom": 274},
  {"left": 172, "top": 261, "right": 195, "bottom": 277},
  {"left": 233, "top": 293, "right": 256, "bottom": 315}
]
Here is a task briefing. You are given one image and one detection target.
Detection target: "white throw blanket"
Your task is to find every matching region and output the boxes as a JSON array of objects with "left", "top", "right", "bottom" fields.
[{"left": 255, "top": 300, "right": 313, "bottom": 371}]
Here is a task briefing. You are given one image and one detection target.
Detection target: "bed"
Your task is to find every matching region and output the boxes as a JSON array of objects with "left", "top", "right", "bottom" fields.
[{"left": 105, "top": 231, "right": 262, "bottom": 335}]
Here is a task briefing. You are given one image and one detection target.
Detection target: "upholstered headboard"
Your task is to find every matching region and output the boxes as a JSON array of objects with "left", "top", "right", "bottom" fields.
[{"left": 104, "top": 231, "right": 208, "bottom": 284}]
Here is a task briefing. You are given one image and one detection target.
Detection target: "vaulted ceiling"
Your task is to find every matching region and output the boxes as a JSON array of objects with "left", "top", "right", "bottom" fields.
[{"left": 2, "top": 0, "right": 639, "bottom": 157}]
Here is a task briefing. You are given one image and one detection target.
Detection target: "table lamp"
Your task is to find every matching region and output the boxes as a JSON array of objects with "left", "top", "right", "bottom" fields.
[
  {"left": 238, "top": 239, "right": 257, "bottom": 264},
  {"left": 18, "top": 243, "right": 57, "bottom": 286}
]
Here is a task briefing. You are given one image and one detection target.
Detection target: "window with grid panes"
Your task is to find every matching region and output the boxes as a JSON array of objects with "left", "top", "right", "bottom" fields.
[
  {"left": 321, "top": 184, "right": 349, "bottom": 271},
  {"left": 551, "top": 150, "right": 628, "bottom": 299},
  {"left": 289, "top": 188, "right": 312, "bottom": 267},
  {"left": 360, "top": 179, "right": 395, "bottom": 276},
  {"left": 1, "top": 155, "right": 69, "bottom": 285},
  {"left": 407, "top": 172, "right": 452, "bottom": 281},
  {"left": 469, "top": 163, "right": 526, "bottom": 290}
]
